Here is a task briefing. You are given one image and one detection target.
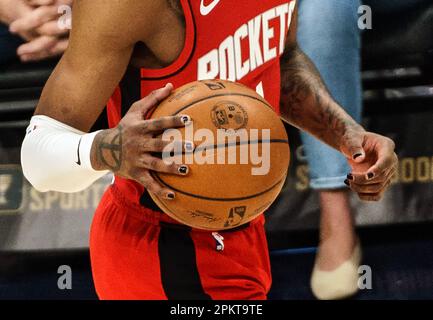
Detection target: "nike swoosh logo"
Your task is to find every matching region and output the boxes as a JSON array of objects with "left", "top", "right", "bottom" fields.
[
  {"left": 200, "top": 0, "right": 221, "bottom": 16},
  {"left": 76, "top": 137, "right": 82, "bottom": 165}
]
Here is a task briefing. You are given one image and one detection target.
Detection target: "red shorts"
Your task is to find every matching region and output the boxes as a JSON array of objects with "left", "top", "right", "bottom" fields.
[{"left": 89, "top": 185, "right": 272, "bottom": 300}]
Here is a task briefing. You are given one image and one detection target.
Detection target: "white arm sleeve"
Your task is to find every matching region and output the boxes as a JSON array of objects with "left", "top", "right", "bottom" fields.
[{"left": 21, "top": 115, "right": 109, "bottom": 193}]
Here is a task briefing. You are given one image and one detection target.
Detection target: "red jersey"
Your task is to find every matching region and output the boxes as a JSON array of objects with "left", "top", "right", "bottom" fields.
[{"left": 107, "top": 0, "right": 296, "bottom": 206}]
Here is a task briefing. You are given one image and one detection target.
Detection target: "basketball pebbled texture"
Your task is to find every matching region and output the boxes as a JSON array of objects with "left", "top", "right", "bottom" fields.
[{"left": 148, "top": 79, "right": 290, "bottom": 231}]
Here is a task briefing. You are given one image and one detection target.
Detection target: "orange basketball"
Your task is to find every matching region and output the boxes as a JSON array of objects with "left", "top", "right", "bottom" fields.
[{"left": 148, "top": 80, "right": 290, "bottom": 231}]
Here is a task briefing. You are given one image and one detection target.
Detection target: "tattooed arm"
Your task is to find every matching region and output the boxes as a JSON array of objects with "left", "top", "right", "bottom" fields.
[
  {"left": 280, "top": 46, "right": 364, "bottom": 153},
  {"left": 280, "top": 4, "right": 398, "bottom": 201},
  {"left": 22, "top": 0, "right": 191, "bottom": 197},
  {"left": 89, "top": 87, "right": 192, "bottom": 197}
]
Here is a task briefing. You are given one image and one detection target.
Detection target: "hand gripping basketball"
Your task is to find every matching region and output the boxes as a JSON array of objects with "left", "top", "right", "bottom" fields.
[{"left": 91, "top": 83, "right": 194, "bottom": 200}]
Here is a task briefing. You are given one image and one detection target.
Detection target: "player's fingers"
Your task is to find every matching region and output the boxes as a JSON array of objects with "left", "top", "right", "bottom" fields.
[
  {"left": 365, "top": 152, "right": 398, "bottom": 182},
  {"left": 139, "top": 139, "right": 194, "bottom": 153},
  {"left": 18, "top": 37, "right": 61, "bottom": 62},
  {"left": 345, "top": 179, "right": 388, "bottom": 194},
  {"left": 354, "top": 174, "right": 393, "bottom": 202},
  {"left": 357, "top": 179, "right": 392, "bottom": 202},
  {"left": 138, "top": 115, "right": 192, "bottom": 134},
  {"left": 17, "top": 35, "right": 56, "bottom": 56},
  {"left": 136, "top": 170, "right": 175, "bottom": 200},
  {"left": 358, "top": 193, "right": 382, "bottom": 202},
  {"left": 345, "top": 181, "right": 378, "bottom": 194},
  {"left": 341, "top": 133, "right": 366, "bottom": 163},
  {"left": 48, "top": 39, "right": 69, "bottom": 56},
  {"left": 20, "top": 52, "right": 49, "bottom": 62},
  {"left": 21, "top": 38, "right": 68, "bottom": 62},
  {"left": 129, "top": 84, "right": 174, "bottom": 115},
  {"left": 37, "top": 20, "right": 69, "bottom": 36},
  {"left": 10, "top": 6, "right": 59, "bottom": 33},
  {"left": 347, "top": 163, "right": 396, "bottom": 185},
  {"left": 137, "top": 154, "right": 189, "bottom": 176}
]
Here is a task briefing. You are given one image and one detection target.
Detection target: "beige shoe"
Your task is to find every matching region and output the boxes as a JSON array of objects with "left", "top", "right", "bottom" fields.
[{"left": 310, "top": 241, "right": 362, "bottom": 300}]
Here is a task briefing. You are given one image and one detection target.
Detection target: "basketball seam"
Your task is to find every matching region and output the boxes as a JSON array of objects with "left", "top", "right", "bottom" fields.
[
  {"left": 149, "top": 93, "right": 273, "bottom": 118},
  {"left": 151, "top": 171, "right": 288, "bottom": 202}
]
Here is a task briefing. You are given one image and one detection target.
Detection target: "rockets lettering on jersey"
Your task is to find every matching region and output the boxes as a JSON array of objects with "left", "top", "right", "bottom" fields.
[{"left": 197, "top": 2, "right": 296, "bottom": 82}]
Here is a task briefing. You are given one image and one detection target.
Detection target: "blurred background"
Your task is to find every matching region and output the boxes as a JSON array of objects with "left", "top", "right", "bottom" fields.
[{"left": 0, "top": 1, "right": 433, "bottom": 299}]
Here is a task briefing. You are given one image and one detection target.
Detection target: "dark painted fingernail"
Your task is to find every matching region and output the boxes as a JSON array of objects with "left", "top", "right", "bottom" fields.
[
  {"left": 344, "top": 179, "right": 350, "bottom": 186},
  {"left": 180, "top": 115, "right": 191, "bottom": 125},
  {"left": 178, "top": 165, "right": 188, "bottom": 175},
  {"left": 167, "top": 193, "right": 175, "bottom": 200},
  {"left": 353, "top": 153, "right": 363, "bottom": 160},
  {"left": 367, "top": 172, "right": 375, "bottom": 180},
  {"left": 347, "top": 174, "right": 354, "bottom": 181}
]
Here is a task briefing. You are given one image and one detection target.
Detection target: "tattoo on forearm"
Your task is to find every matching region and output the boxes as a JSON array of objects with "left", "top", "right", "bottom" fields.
[
  {"left": 95, "top": 126, "right": 123, "bottom": 172},
  {"left": 280, "top": 46, "right": 362, "bottom": 148}
]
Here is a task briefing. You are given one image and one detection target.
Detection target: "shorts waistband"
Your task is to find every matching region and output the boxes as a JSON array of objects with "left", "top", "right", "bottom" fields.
[{"left": 109, "top": 184, "right": 168, "bottom": 226}]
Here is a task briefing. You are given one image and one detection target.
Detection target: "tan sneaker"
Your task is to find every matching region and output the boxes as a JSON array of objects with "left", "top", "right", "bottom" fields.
[{"left": 310, "top": 241, "right": 362, "bottom": 300}]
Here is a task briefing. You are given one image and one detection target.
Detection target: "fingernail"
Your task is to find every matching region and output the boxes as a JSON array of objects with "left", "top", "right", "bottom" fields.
[
  {"left": 347, "top": 174, "right": 354, "bottom": 181},
  {"left": 344, "top": 179, "right": 350, "bottom": 187},
  {"left": 178, "top": 165, "right": 188, "bottom": 175},
  {"left": 185, "top": 141, "right": 194, "bottom": 153},
  {"left": 367, "top": 172, "right": 375, "bottom": 180},
  {"left": 167, "top": 193, "right": 175, "bottom": 200},
  {"left": 353, "top": 153, "right": 363, "bottom": 160},
  {"left": 180, "top": 115, "right": 192, "bottom": 125}
]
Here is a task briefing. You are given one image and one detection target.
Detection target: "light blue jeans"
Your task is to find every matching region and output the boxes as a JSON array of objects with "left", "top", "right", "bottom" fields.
[
  {"left": 297, "top": 0, "right": 431, "bottom": 190},
  {"left": 297, "top": 0, "right": 362, "bottom": 190}
]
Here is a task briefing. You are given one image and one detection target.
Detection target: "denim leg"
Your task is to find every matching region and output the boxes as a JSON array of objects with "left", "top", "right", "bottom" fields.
[
  {"left": 0, "top": 23, "right": 21, "bottom": 65},
  {"left": 297, "top": 0, "right": 362, "bottom": 190}
]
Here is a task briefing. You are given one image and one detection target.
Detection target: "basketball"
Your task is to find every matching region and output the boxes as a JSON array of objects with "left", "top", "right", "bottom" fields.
[{"left": 147, "top": 80, "right": 290, "bottom": 231}]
